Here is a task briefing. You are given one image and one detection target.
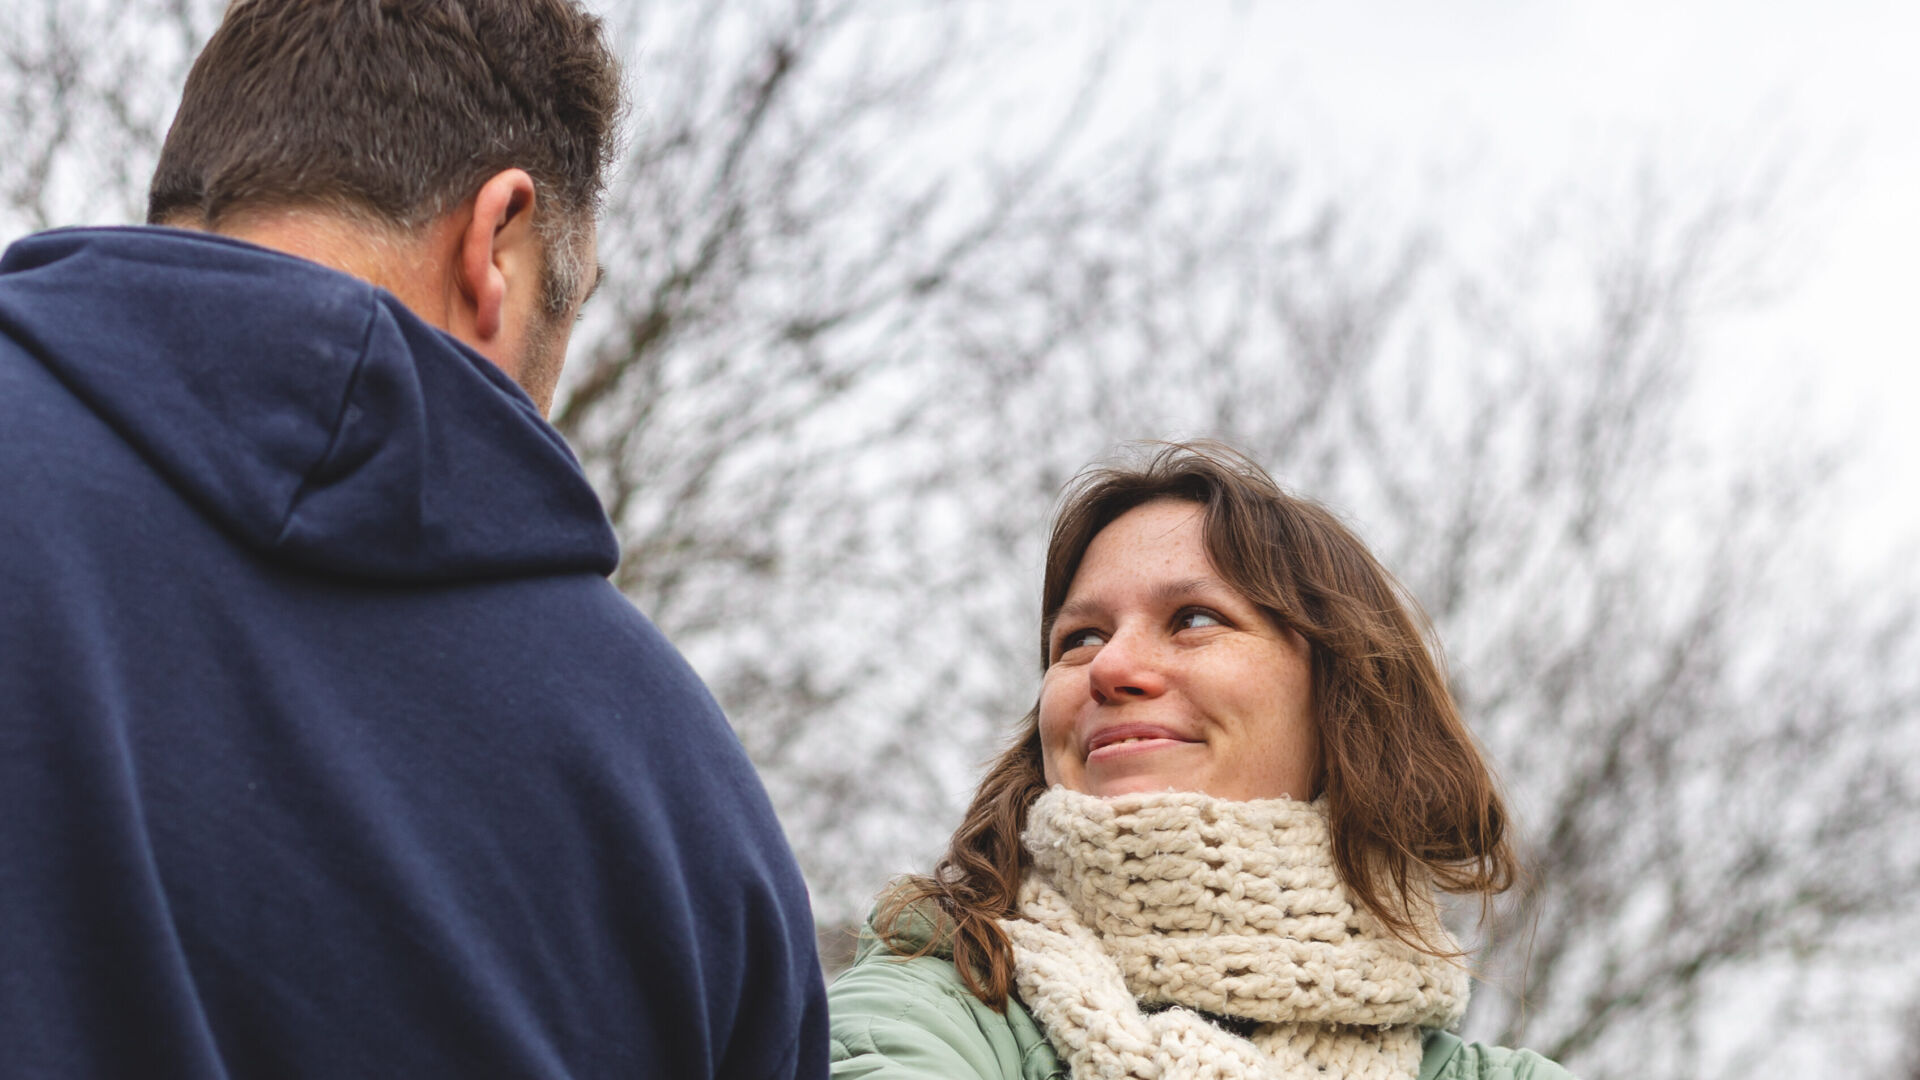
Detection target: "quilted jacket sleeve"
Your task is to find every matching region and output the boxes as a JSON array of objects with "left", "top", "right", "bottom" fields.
[
  {"left": 1420, "top": 1031, "right": 1578, "bottom": 1080},
  {"left": 828, "top": 944, "right": 1053, "bottom": 1080}
]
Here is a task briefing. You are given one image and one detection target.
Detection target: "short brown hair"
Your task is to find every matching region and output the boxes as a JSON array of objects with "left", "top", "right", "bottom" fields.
[
  {"left": 148, "top": 0, "right": 621, "bottom": 307},
  {"left": 881, "top": 441, "right": 1519, "bottom": 1010}
]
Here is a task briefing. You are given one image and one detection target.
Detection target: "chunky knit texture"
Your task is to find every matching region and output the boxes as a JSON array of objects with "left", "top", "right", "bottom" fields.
[{"left": 999, "top": 787, "right": 1469, "bottom": 1080}]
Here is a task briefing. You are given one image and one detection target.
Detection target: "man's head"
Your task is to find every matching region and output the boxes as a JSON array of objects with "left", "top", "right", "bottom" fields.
[{"left": 148, "top": 0, "right": 622, "bottom": 411}]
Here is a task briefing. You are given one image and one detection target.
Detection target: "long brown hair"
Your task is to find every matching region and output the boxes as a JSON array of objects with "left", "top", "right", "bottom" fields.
[{"left": 879, "top": 441, "right": 1518, "bottom": 1010}]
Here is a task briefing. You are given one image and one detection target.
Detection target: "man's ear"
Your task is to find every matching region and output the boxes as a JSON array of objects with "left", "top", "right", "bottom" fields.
[{"left": 457, "top": 169, "right": 540, "bottom": 342}]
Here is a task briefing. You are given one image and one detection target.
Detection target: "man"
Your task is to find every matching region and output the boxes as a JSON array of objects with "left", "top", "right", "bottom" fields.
[{"left": 0, "top": 1, "right": 827, "bottom": 1076}]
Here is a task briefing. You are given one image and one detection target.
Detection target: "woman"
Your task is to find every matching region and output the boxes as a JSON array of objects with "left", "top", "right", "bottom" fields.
[{"left": 828, "top": 442, "right": 1574, "bottom": 1080}]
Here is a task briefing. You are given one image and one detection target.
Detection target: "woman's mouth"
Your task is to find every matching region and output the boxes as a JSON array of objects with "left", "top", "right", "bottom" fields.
[{"left": 1085, "top": 725, "right": 1197, "bottom": 762}]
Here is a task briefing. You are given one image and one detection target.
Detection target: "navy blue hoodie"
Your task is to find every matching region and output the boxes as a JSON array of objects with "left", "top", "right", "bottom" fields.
[{"left": 0, "top": 227, "right": 828, "bottom": 1079}]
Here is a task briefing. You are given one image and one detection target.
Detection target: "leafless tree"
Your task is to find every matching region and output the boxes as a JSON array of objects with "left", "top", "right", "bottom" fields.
[
  {"left": 1416, "top": 185, "right": 1920, "bottom": 1074},
  {"left": 0, "top": 0, "right": 218, "bottom": 229},
  {"left": 5, "top": 2, "right": 1916, "bottom": 1077}
]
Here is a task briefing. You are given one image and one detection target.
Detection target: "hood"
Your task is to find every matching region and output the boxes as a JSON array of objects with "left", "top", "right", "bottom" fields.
[
  {"left": 861, "top": 893, "right": 954, "bottom": 961},
  {"left": 0, "top": 227, "right": 618, "bottom": 581}
]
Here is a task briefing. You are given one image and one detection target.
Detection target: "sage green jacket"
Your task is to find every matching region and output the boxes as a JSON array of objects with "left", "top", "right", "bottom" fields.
[{"left": 828, "top": 920, "right": 1575, "bottom": 1080}]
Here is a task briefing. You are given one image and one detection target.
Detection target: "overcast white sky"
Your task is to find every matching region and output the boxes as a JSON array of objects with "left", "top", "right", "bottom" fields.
[{"left": 1097, "top": 0, "right": 1918, "bottom": 566}]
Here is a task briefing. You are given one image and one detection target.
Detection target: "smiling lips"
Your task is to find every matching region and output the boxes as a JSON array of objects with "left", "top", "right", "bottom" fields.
[{"left": 1084, "top": 723, "right": 1199, "bottom": 762}]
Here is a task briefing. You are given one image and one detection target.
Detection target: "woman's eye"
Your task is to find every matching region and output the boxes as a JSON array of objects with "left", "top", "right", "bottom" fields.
[
  {"left": 1056, "top": 628, "right": 1105, "bottom": 654},
  {"left": 1177, "top": 609, "right": 1225, "bottom": 631}
]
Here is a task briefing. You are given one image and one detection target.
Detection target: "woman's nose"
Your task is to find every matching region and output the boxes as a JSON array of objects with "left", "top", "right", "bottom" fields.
[{"left": 1087, "top": 628, "right": 1167, "bottom": 705}]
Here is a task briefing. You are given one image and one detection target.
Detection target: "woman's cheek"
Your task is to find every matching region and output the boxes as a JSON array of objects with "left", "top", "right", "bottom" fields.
[{"left": 1037, "top": 675, "right": 1078, "bottom": 785}]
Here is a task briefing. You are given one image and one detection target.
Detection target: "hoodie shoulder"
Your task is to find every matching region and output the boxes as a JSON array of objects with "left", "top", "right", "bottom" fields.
[{"left": 0, "top": 227, "right": 616, "bottom": 581}]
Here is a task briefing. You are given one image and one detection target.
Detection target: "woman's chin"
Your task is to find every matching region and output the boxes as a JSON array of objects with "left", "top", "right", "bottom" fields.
[{"left": 1075, "top": 771, "right": 1202, "bottom": 798}]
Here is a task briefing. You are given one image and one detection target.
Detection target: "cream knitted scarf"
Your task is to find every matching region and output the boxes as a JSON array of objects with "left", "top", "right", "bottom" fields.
[{"left": 999, "top": 787, "right": 1468, "bottom": 1080}]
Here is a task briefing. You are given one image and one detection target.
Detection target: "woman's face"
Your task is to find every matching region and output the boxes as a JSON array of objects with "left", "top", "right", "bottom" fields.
[{"left": 1039, "top": 499, "right": 1319, "bottom": 801}]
